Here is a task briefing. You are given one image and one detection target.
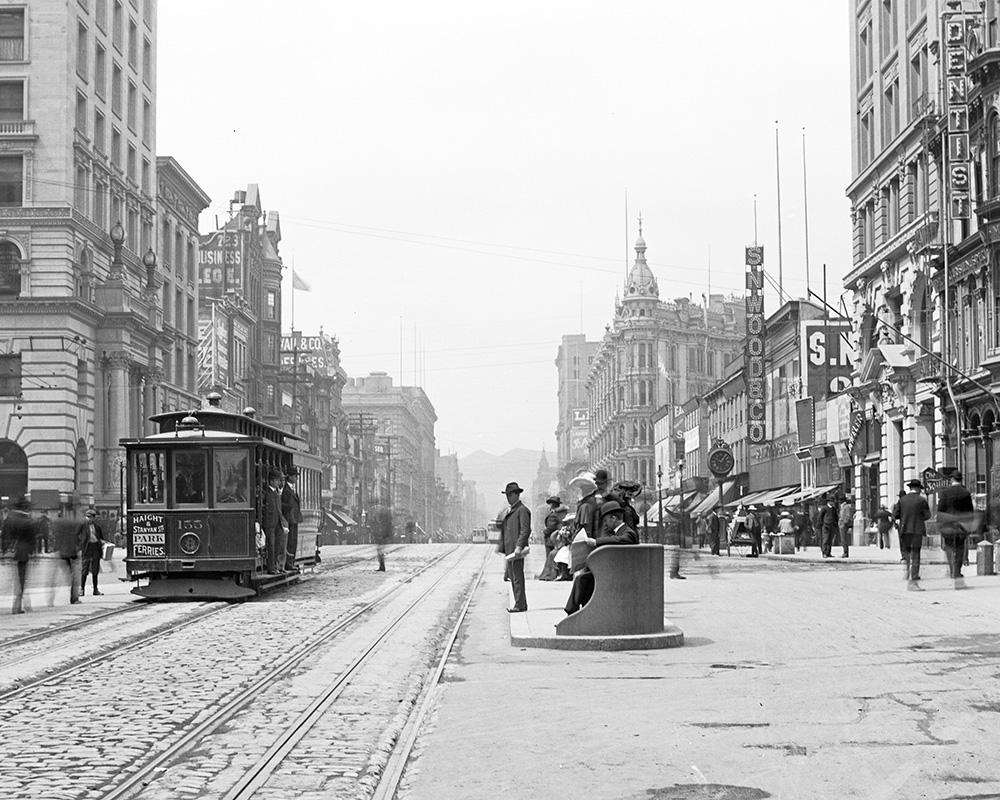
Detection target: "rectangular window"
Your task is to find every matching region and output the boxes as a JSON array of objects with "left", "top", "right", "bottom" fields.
[
  {"left": 128, "top": 18, "right": 137, "bottom": 68},
  {"left": 95, "top": 179, "right": 107, "bottom": 228},
  {"left": 141, "top": 216, "right": 151, "bottom": 252},
  {"left": 75, "top": 92, "right": 88, "bottom": 135},
  {"left": 112, "top": 63, "right": 122, "bottom": 117},
  {"left": 187, "top": 298, "right": 194, "bottom": 337},
  {"left": 909, "top": 45, "right": 928, "bottom": 118},
  {"left": 162, "top": 282, "right": 171, "bottom": 322},
  {"left": 111, "top": 192, "right": 122, "bottom": 227},
  {"left": 96, "top": 0, "right": 107, "bottom": 31},
  {"left": 0, "top": 9, "right": 25, "bottom": 62},
  {"left": 142, "top": 37, "right": 151, "bottom": 85},
  {"left": 186, "top": 354, "right": 195, "bottom": 392},
  {"left": 882, "top": 80, "right": 898, "bottom": 144},
  {"left": 75, "top": 164, "right": 88, "bottom": 214},
  {"left": 0, "top": 80, "right": 23, "bottom": 122},
  {"left": 186, "top": 241, "right": 195, "bottom": 282},
  {"left": 266, "top": 289, "right": 277, "bottom": 320},
  {"left": 132, "top": 450, "right": 165, "bottom": 505},
  {"left": 858, "top": 22, "right": 872, "bottom": 88},
  {"left": 111, "top": 126, "right": 122, "bottom": 167},
  {"left": 860, "top": 110, "right": 874, "bottom": 167},
  {"left": 95, "top": 43, "right": 106, "bottom": 97},
  {"left": 113, "top": 0, "right": 123, "bottom": 51},
  {"left": 905, "top": 0, "right": 925, "bottom": 26},
  {"left": 127, "top": 80, "right": 136, "bottom": 130},
  {"left": 0, "top": 353, "right": 20, "bottom": 395},
  {"left": 174, "top": 229, "right": 183, "bottom": 274},
  {"left": 141, "top": 156, "right": 149, "bottom": 193},
  {"left": 77, "top": 21, "right": 88, "bottom": 77},
  {"left": 127, "top": 143, "right": 136, "bottom": 181},
  {"left": 0, "top": 155, "right": 23, "bottom": 206},
  {"left": 142, "top": 98, "right": 151, "bottom": 145},
  {"left": 880, "top": 0, "right": 897, "bottom": 55},
  {"left": 214, "top": 450, "right": 249, "bottom": 505},
  {"left": 175, "top": 288, "right": 182, "bottom": 329},
  {"left": 173, "top": 451, "right": 206, "bottom": 505},
  {"left": 94, "top": 108, "right": 106, "bottom": 152},
  {"left": 127, "top": 204, "right": 137, "bottom": 246}
]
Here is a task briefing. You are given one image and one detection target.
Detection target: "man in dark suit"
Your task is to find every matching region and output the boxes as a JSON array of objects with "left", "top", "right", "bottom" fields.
[
  {"left": 819, "top": 497, "right": 838, "bottom": 558},
  {"left": 280, "top": 467, "right": 303, "bottom": 572},
  {"left": 897, "top": 479, "right": 930, "bottom": 590},
  {"left": 2, "top": 497, "right": 38, "bottom": 613},
  {"left": 259, "top": 468, "right": 288, "bottom": 574},
  {"left": 936, "top": 472, "right": 975, "bottom": 586},
  {"left": 498, "top": 481, "right": 531, "bottom": 612},
  {"left": 564, "top": 500, "right": 639, "bottom": 613},
  {"left": 76, "top": 507, "right": 107, "bottom": 596}
]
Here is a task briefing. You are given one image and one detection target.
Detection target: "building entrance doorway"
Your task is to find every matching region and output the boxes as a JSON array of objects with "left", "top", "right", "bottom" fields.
[{"left": 0, "top": 439, "right": 27, "bottom": 502}]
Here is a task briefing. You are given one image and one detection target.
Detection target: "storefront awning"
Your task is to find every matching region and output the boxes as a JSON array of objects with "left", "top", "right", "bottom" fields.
[
  {"left": 724, "top": 485, "right": 798, "bottom": 509},
  {"left": 642, "top": 494, "right": 681, "bottom": 524},
  {"left": 778, "top": 483, "right": 841, "bottom": 505},
  {"left": 325, "top": 509, "right": 356, "bottom": 527},
  {"left": 324, "top": 511, "right": 344, "bottom": 528},
  {"left": 689, "top": 479, "right": 738, "bottom": 517},
  {"left": 336, "top": 510, "right": 357, "bottom": 526}
]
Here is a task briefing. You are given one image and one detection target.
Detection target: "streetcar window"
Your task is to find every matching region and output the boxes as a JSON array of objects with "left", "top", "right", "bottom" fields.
[
  {"left": 132, "top": 450, "right": 165, "bottom": 505},
  {"left": 173, "top": 451, "right": 206, "bottom": 505},
  {"left": 214, "top": 449, "right": 248, "bottom": 504}
]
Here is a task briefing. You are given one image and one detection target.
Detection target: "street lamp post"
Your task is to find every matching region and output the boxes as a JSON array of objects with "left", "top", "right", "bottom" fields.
[
  {"left": 677, "top": 458, "right": 686, "bottom": 549},
  {"left": 656, "top": 465, "right": 663, "bottom": 546}
]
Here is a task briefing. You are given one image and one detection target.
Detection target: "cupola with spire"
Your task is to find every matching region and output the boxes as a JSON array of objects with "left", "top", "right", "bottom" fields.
[{"left": 623, "top": 215, "right": 659, "bottom": 301}]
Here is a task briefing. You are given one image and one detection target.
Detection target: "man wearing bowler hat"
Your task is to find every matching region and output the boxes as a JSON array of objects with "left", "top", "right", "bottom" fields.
[
  {"left": 897, "top": 479, "right": 931, "bottom": 590},
  {"left": 281, "top": 467, "right": 303, "bottom": 572},
  {"left": 564, "top": 499, "right": 639, "bottom": 614},
  {"left": 498, "top": 481, "right": 531, "bottom": 612}
]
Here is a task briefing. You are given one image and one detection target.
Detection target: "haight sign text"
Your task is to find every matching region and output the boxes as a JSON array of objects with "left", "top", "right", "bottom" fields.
[{"left": 745, "top": 246, "right": 766, "bottom": 444}]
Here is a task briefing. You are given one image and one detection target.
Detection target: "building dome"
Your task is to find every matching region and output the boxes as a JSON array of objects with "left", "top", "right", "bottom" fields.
[{"left": 624, "top": 222, "right": 658, "bottom": 300}]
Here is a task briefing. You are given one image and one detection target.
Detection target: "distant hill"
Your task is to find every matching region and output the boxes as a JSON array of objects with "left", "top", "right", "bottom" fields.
[{"left": 459, "top": 448, "right": 545, "bottom": 520}]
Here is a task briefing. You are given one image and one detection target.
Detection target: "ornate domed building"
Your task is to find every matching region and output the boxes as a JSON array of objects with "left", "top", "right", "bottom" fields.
[{"left": 586, "top": 224, "right": 745, "bottom": 489}]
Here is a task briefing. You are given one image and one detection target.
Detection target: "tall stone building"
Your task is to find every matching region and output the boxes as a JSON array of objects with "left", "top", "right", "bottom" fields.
[
  {"left": 197, "top": 185, "right": 281, "bottom": 419},
  {"left": 0, "top": 0, "right": 163, "bottom": 519},
  {"left": 554, "top": 334, "right": 599, "bottom": 487},
  {"left": 342, "top": 372, "right": 437, "bottom": 535},
  {"left": 844, "top": 0, "right": 1000, "bottom": 524},
  {"left": 586, "top": 227, "right": 745, "bottom": 490}
]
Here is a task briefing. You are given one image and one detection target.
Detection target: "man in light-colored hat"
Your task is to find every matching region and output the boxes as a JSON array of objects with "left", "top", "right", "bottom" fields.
[{"left": 499, "top": 482, "right": 531, "bottom": 612}]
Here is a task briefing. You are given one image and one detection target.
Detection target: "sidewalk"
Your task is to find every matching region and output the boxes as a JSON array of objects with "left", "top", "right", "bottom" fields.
[{"left": 758, "top": 542, "right": 947, "bottom": 565}]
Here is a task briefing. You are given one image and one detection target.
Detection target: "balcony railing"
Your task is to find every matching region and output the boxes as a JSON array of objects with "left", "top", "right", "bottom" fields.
[
  {"left": 912, "top": 352, "right": 941, "bottom": 383},
  {"left": 911, "top": 92, "right": 939, "bottom": 123},
  {"left": 0, "top": 120, "right": 34, "bottom": 137}
]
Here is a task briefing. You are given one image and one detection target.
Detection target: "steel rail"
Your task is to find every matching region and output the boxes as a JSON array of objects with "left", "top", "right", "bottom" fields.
[
  {"left": 0, "top": 601, "right": 226, "bottom": 702},
  {"left": 102, "top": 546, "right": 462, "bottom": 800},
  {"left": 0, "top": 601, "right": 148, "bottom": 652},
  {"left": 370, "top": 548, "right": 489, "bottom": 800},
  {"left": 220, "top": 546, "right": 485, "bottom": 800}
]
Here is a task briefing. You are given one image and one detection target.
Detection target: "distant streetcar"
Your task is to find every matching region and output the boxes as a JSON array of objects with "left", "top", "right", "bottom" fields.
[
  {"left": 120, "top": 396, "right": 322, "bottom": 600},
  {"left": 471, "top": 527, "right": 487, "bottom": 544},
  {"left": 486, "top": 520, "right": 501, "bottom": 545}
]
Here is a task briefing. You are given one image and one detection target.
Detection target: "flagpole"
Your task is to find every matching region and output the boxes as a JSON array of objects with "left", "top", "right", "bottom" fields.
[{"left": 290, "top": 256, "right": 295, "bottom": 335}]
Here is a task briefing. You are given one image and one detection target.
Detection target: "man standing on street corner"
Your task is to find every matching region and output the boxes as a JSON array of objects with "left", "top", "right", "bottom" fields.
[
  {"left": 707, "top": 508, "right": 722, "bottom": 555},
  {"left": 936, "top": 472, "right": 975, "bottom": 588},
  {"left": 819, "top": 496, "right": 838, "bottom": 558},
  {"left": 280, "top": 467, "right": 303, "bottom": 572},
  {"left": 259, "top": 468, "right": 288, "bottom": 575},
  {"left": 874, "top": 504, "right": 894, "bottom": 550},
  {"left": 498, "top": 481, "right": 530, "bottom": 613},
  {"left": 838, "top": 495, "right": 854, "bottom": 558},
  {"left": 898, "top": 479, "right": 930, "bottom": 590},
  {"left": 77, "top": 507, "right": 107, "bottom": 596}
]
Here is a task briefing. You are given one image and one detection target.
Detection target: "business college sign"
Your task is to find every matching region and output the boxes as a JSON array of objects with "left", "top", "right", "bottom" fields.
[{"left": 745, "top": 246, "right": 765, "bottom": 444}]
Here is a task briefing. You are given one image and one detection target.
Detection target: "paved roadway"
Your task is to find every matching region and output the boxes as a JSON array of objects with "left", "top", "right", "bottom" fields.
[{"left": 402, "top": 548, "right": 1000, "bottom": 800}]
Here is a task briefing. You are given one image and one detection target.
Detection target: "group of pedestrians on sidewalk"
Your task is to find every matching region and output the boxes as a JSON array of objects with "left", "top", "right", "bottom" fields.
[{"left": 1, "top": 498, "right": 110, "bottom": 614}]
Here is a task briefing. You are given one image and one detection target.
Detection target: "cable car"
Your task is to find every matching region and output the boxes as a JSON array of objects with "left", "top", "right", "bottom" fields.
[{"left": 120, "top": 398, "right": 322, "bottom": 600}]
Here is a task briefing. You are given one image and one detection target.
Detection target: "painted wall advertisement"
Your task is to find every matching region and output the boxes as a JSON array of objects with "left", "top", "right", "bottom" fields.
[
  {"left": 744, "top": 246, "right": 766, "bottom": 444},
  {"left": 801, "top": 319, "right": 856, "bottom": 400},
  {"left": 570, "top": 408, "right": 589, "bottom": 456},
  {"left": 199, "top": 230, "right": 243, "bottom": 292}
]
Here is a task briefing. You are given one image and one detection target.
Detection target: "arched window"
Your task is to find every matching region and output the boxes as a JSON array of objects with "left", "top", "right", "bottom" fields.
[
  {"left": 0, "top": 240, "right": 21, "bottom": 297},
  {"left": 632, "top": 419, "right": 639, "bottom": 445}
]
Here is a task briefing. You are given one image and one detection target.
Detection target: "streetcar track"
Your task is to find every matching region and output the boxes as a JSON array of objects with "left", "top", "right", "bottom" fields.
[
  {"left": 100, "top": 545, "right": 463, "bottom": 800},
  {"left": 221, "top": 546, "right": 489, "bottom": 800},
  {"left": 0, "top": 601, "right": 149, "bottom": 652}
]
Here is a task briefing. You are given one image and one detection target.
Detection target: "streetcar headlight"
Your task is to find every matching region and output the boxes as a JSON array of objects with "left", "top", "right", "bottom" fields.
[{"left": 178, "top": 532, "right": 201, "bottom": 555}]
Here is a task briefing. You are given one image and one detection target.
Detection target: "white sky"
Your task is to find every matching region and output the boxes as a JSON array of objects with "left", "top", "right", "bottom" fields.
[{"left": 158, "top": 0, "right": 851, "bottom": 459}]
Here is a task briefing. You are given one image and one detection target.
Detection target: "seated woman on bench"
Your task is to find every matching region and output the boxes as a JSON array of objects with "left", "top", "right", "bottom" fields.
[{"left": 564, "top": 500, "right": 638, "bottom": 614}]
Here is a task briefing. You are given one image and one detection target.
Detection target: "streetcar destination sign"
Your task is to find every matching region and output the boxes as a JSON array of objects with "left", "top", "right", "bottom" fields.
[{"left": 131, "top": 513, "right": 166, "bottom": 558}]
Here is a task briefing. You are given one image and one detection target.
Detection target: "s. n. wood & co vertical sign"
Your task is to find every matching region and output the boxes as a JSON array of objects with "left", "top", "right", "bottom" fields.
[{"left": 745, "top": 246, "right": 766, "bottom": 444}]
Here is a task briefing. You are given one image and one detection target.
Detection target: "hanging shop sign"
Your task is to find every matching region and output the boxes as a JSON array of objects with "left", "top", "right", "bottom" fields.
[
  {"left": 945, "top": 11, "right": 971, "bottom": 220},
  {"left": 801, "top": 319, "right": 856, "bottom": 400},
  {"left": 745, "top": 246, "right": 766, "bottom": 444}
]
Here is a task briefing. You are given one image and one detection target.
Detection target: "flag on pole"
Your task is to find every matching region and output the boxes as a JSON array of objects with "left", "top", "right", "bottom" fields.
[{"left": 291, "top": 268, "right": 311, "bottom": 292}]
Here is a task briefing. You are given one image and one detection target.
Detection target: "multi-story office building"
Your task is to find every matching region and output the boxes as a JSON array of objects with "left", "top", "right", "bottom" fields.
[
  {"left": 156, "top": 156, "right": 208, "bottom": 415},
  {"left": 0, "top": 0, "right": 161, "bottom": 520},
  {"left": 586, "top": 227, "right": 745, "bottom": 490},
  {"left": 845, "top": 0, "right": 1000, "bottom": 524},
  {"left": 342, "top": 372, "right": 437, "bottom": 535},
  {"left": 197, "top": 185, "right": 281, "bottom": 419},
  {"left": 554, "top": 334, "right": 599, "bottom": 486}
]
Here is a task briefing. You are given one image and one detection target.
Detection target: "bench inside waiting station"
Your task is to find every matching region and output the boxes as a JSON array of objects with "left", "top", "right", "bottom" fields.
[{"left": 556, "top": 544, "right": 664, "bottom": 637}]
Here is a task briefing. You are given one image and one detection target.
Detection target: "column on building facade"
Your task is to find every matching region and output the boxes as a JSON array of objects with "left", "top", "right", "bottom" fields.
[{"left": 101, "top": 351, "right": 130, "bottom": 495}]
